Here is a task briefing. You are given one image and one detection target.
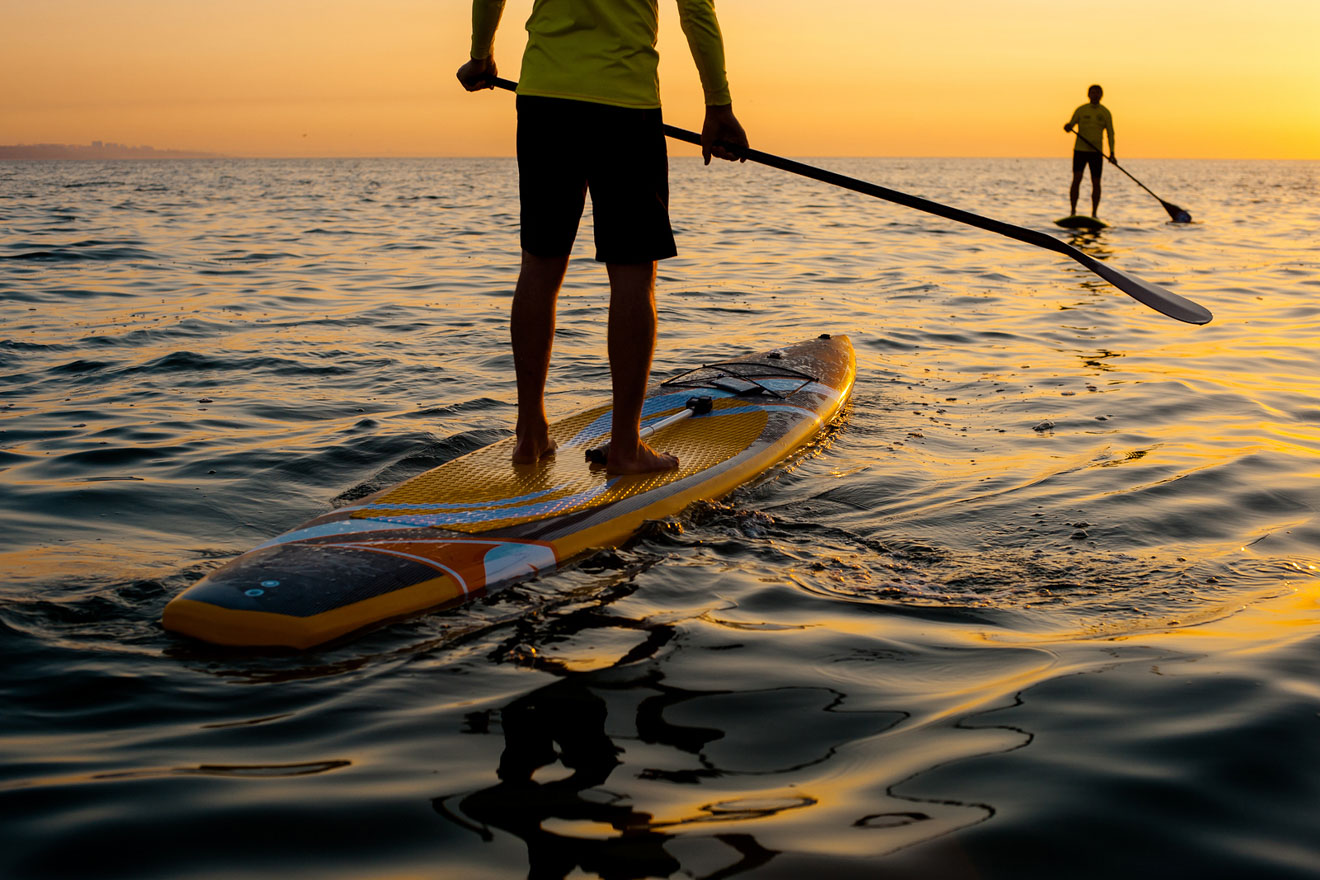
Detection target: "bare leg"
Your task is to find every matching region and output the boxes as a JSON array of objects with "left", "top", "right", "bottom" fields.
[
  {"left": 511, "top": 250, "right": 569, "bottom": 464},
  {"left": 1069, "top": 169, "right": 1083, "bottom": 215},
  {"left": 604, "top": 261, "right": 678, "bottom": 475},
  {"left": 1090, "top": 166, "right": 1102, "bottom": 216}
]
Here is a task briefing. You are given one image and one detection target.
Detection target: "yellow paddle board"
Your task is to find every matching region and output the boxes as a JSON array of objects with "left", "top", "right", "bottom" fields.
[{"left": 163, "top": 334, "right": 855, "bottom": 649}]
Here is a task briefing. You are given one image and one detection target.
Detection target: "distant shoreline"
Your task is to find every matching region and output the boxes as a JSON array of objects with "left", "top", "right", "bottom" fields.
[{"left": 0, "top": 142, "right": 223, "bottom": 160}]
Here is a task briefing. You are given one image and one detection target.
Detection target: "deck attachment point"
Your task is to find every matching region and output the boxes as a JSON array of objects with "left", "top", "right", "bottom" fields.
[{"left": 585, "top": 396, "right": 714, "bottom": 464}]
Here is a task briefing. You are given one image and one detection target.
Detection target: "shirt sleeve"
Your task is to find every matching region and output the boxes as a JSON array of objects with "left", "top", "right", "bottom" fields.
[
  {"left": 676, "top": 0, "right": 733, "bottom": 106},
  {"left": 470, "top": 0, "right": 506, "bottom": 60}
]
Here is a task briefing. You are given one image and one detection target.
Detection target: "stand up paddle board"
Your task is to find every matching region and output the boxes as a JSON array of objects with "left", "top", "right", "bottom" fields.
[
  {"left": 163, "top": 334, "right": 855, "bottom": 649},
  {"left": 1055, "top": 215, "right": 1108, "bottom": 230}
]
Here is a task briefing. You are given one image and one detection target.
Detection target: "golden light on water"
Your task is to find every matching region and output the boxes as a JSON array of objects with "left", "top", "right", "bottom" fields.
[{"left": 1, "top": 0, "right": 1316, "bottom": 158}]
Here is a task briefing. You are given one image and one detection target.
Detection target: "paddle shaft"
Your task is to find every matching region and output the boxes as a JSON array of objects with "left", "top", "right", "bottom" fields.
[
  {"left": 1069, "top": 129, "right": 1190, "bottom": 221},
  {"left": 483, "top": 78, "right": 1209, "bottom": 325}
]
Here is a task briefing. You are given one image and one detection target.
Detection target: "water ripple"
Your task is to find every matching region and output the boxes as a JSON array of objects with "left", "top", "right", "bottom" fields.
[{"left": 1, "top": 156, "right": 1318, "bottom": 878}]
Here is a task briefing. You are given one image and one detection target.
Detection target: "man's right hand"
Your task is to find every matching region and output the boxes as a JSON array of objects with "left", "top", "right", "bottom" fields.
[
  {"left": 457, "top": 56, "right": 498, "bottom": 91},
  {"left": 1063, "top": 123, "right": 1074, "bottom": 132}
]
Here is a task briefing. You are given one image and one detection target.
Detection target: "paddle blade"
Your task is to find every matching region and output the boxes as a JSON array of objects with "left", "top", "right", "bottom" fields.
[
  {"left": 1163, "top": 201, "right": 1192, "bottom": 223},
  {"left": 1074, "top": 253, "right": 1211, "bottom": 325}
]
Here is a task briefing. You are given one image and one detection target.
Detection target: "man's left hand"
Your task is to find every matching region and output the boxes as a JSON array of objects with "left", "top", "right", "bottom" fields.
[{"left": 701, "top": 105, "right": 748, "bottom": 165}]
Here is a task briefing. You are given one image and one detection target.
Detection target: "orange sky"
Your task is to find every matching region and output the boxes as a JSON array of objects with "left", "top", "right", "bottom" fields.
[{"left": 2, "top": 0, "right": 1317, "bottom": 159}]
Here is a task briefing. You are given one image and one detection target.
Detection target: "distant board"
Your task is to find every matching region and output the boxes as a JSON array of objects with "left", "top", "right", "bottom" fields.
[
  {"left": 1055, "top": 215, "right": 1108, "bottom": 230},
  {"left": 163, "top": 335, "right": 856, "bottom": 649}
]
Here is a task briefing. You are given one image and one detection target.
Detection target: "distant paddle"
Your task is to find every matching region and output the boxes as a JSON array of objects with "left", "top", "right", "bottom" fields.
[
  {"left": 483, "top": 78, "right": 1210, "bottom": 325},
  {"left": 1069, "top": 129, "right": 1192, "bottom": 223}
]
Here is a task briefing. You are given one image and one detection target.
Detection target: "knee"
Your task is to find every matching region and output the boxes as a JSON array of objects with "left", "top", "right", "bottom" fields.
[
  {"left": 521, "top": 250, "right": 569, "bottom": 273},
  {"left": 517, "top": 251, "right": 570, "bottom": 290}
]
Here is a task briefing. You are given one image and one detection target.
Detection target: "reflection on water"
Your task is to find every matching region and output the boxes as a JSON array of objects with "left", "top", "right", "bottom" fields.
[
  {"left": 1, "top": 157, "right": 1319, "bottom": 878},
  {"left": 433, "top": 597, "right": 995, "bottom": 879},
  {"left": 437, "top": 676, "right": 784, "bottom": 880}
]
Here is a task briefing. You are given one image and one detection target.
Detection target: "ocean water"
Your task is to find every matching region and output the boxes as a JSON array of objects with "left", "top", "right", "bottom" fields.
[{"left": 1, "top": 154, "right": 1318, "bottom": 878}]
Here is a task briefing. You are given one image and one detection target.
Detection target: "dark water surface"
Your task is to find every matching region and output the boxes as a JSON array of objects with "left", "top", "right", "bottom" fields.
[{"left": 2, "top": 156, "right": 1319, "bottom": 878}]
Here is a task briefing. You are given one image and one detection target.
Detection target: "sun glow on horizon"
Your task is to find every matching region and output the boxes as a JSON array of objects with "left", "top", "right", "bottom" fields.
[{"left": 1, "top": 0, "right": 1316, "bottom": 160}]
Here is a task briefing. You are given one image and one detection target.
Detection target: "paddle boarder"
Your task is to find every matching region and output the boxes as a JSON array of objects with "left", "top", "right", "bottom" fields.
[
  {"left": 457, "top": 0, "right": 748, "bottom": 474},
  {"left": 1063, "top": 84, "right": 1116, "bottom": 217}
]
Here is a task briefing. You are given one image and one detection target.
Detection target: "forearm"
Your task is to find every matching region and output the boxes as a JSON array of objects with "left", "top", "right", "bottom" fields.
[
  {"left": 676, "top": 0, "right": 732, "bottom": 106},
  {"left": 470, "top": 0, "right": 506, "bottom": 59}
]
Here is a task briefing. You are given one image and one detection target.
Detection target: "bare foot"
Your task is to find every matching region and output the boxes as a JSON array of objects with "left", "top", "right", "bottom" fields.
[
  {"left": 605, "top": 440, "right": 679, "bottom": 475},
  {"left": 512, "top": 429, "right": 556, "bottom": 464}
]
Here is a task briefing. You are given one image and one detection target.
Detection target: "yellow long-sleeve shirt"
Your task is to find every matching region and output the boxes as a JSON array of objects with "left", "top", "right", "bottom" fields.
[{"left": 470, "top": 0, "right": 732, "bottom": 109}]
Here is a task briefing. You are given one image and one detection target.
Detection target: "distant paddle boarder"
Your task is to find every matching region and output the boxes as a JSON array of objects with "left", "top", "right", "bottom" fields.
[
  {"left": 1064, "top": 84, "right": 1116, "bottom": 218},
  {"left": 457, "top": 0, "right": 748, "bottom": 475}
]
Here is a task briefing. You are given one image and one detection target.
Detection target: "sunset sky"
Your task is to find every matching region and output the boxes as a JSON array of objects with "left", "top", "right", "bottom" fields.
[{"left": 2, "top": 0, "right": 1316, "bottom": 159}]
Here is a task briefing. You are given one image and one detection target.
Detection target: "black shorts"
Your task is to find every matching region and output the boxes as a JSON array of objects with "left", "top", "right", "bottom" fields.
[
  {"left": 1073, "top": 150, "right": 1103, "bottom": 177},
  {"left": 516, "top": 95, "right": 677, "bottom": 264}
]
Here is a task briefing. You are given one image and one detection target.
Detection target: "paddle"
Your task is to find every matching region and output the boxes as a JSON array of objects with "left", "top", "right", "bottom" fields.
[
  {"left": 1069, "top": 129, "right": 1192, "bottom": 223},
  {"left": 484, "top": 78, "right": 1210, "bottom": 325}
]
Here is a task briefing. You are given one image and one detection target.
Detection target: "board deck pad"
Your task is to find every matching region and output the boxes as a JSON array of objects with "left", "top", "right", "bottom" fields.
[
  {"left": 1055, "top": 214, "right": 1108, "bottom": 230},
  {"left": 163, "top": 335, "right": 856, "bottom": 648}
]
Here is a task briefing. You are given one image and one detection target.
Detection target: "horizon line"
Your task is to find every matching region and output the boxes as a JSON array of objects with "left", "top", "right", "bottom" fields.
[{"left": 3, "top": 151, "right": 1315, "bottom": 162}]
